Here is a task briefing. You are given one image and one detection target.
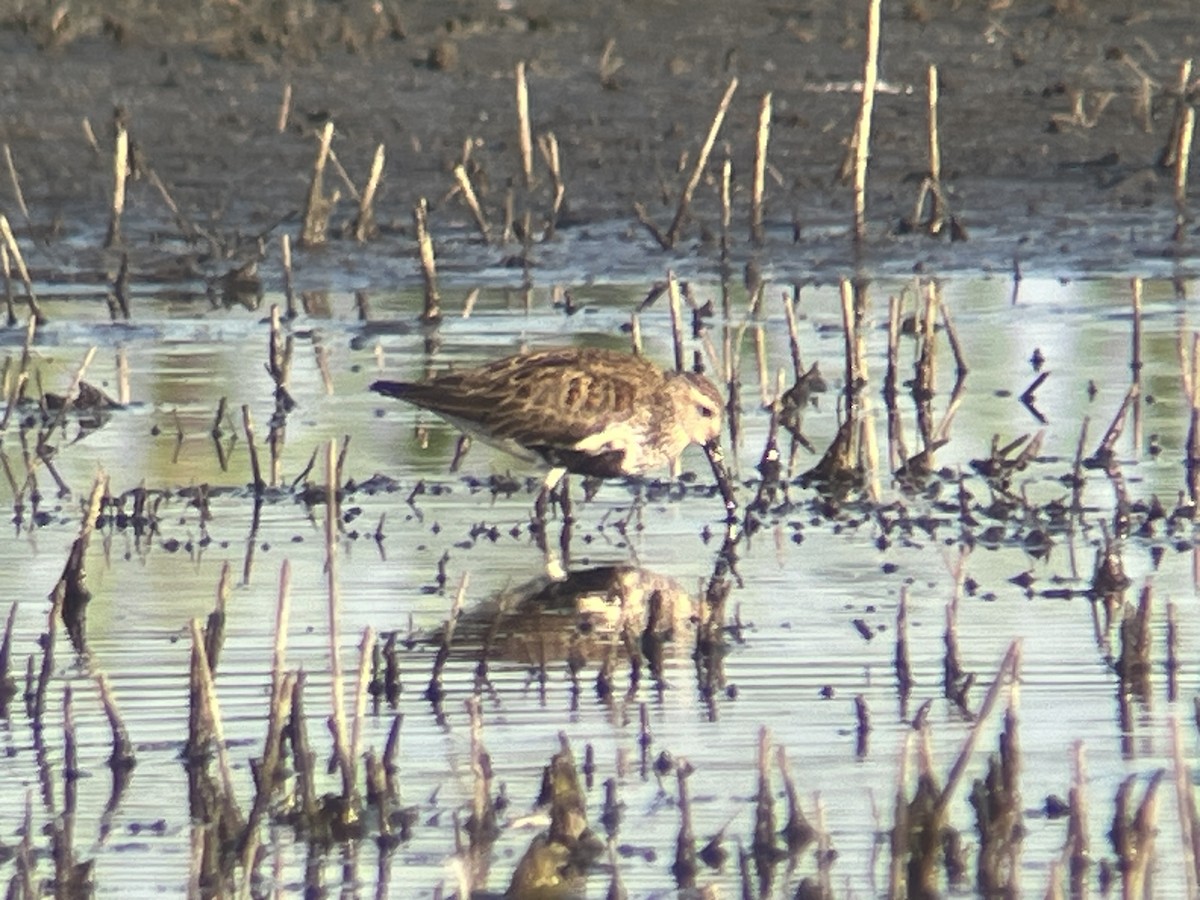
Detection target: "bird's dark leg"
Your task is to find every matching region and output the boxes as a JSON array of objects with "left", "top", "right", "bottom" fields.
[
  {"left": 615, "top": 481, "right": 646, "bottom": 535},
  {"left": 558, "top": 474, "right": 573, "bottom": 524},
  {"left": 449, "top": 434, "right": 472, "bottom": 473},
  {"left": 533, "top": 466, "right": 567, "bottom": 540},
  {"left": 581, "top": 476, "right": 603, "bottom": 501},
  {"left": 557, "top": 476, "right": 574, "bottom": 567}
]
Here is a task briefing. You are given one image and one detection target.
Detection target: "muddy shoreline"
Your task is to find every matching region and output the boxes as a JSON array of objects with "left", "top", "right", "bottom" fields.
[{"left": 0, "top": 0, "right": 1198, "bottom": 288}]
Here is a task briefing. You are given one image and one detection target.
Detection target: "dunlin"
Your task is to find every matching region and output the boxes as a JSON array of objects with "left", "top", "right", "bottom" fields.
[{"left": 370, "top": 347, "right": 726, "bottom": 494}]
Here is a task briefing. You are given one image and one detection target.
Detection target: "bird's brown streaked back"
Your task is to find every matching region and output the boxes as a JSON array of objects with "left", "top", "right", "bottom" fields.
[{"left": 370, "top": 346, "right": 724, "bottom": 481}]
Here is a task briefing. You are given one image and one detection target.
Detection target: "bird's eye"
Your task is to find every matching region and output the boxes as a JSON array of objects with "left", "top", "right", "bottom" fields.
[{"left": 698, "top": 405, "right": 716, "bottom": 418}]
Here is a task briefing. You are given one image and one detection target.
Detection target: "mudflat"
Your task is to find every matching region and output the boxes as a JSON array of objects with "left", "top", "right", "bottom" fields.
[{"left": 0, "top": 0, "right": 1197, "bottom": 280}]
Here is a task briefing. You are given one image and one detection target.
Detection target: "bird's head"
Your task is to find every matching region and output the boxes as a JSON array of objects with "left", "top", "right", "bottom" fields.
[{"left": 671, "top": 371, "right": 725, "bottom": 449}]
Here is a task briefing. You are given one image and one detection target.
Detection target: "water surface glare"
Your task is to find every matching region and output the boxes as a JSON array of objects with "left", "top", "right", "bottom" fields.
[{"left": 1, "top": 275, "right": 1199, "bottom": 896}]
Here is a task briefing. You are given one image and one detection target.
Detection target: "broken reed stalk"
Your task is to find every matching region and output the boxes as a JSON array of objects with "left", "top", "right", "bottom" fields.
[
  {"left": 211, "top": 397, "right": 226, "bottom": 441},
  {"left": 971, "top": 675, "right": 1023, "bottom": 896},
  {"left": 913, "top": 285, "right": 938, "bottom": 452},
  {"left": 1162, "top": 61, "right": 1193, "bottom": 169},
  {"left": 324, "top": 440, "right": 357, "bottom": 807},
  {"left": 413, "top": 198, "right": 442, "bottom": 322},
  {"left": 934, "top": 642, "right": 1021, "bottom": 818},
  {"left": 0, "top": 315, "right": 36, "bottom": 431},
  {"left": 1167, "top": 600, "right": 1180, "bottom": 702},
  {"left": 241, "top": 405, "right": 265, "bottom": 494},
  {"left": 1088, "top": 382, "right": 1138, "bottom": 470},
  {"left": 1066, "top": 741, "right": 1090, "bottom": 893},
  {"left": 889, "top": 731, "right": 914, "bottom": 898},
  {"left": 426, "top": 574, "right": 468, "bottom": 704},
  {"left": 104, "top": 114, "right": 128, "bottom": 248},
  {"left": 520, "top": 209, "right": 533, "bottom": 279},
  {"left": 782, "top": 289, "right": 804, "bottom": 380},
  {"left": 352, "top": 143, "right": 385, "bottom": 243},
  {"left": 299, "top": 121, "right": 336, "bottom": 248},
  {"left": 465, "top": 696, "right": 498, "bottom": 849},
  {"left": 502, "top": 187, "right": 515, "bottom": 244},
  {"left": 280, "top": 234, "right": 296, "bottom": 319},
  {"left": 185, "top": 813, "right": 203, "bottom": 895},
  {"left": 1174, "top": 105, "right": 1195, "bottom": 243},
  {"left": 267, "top": 305, "right": 291, "bottom": 396},
  {"left": 2, "top": 243, "right": 14, "bottom": 326},
  {"left": 270, "top": 559, "right": 292, "bottom": 699},
  {"left": 515, "top": 61, "right": 534, "bottom": 188},
  {"left": 672, "top": 762, "right": 697, "bottom": 889},
  {"left": 1170, "top": 717, "right": 1200, "bottom": 897},
  {"left": 811, "top": 794, "right": 832, "bottom": 896},
  {"left": 0, "top": 214, "right": 43, "bottom": 323},
  {"left": 861, "top": 392, "right": 882, "bottom": 501},
  {"left": 0, "top": 604, "right": 16, "bottom": 715},
  {"left": 349, "top": 627, "right": 375, "bottom": 800},
  {"left": 750, "top": 93, "right": 772, "bottom": 246},
  {"left": 839, "top": 277, "right": 865, "bottom": 409},
  {"left": 720, "top": 150, "right": 733, "bottom": 262},
  {"left": 663, "top": 78, "right": 739, "bottom": 249},
  {"left": 852, "top": 0, "right": 883, "bottom": 242},
  {"left": 1131, "top": 277, "right": 1144, "bottom": 452},
  {"left": 45, "top": 345, "right": 98, "bottom": 440},
  {"left": 753, "top": 323, "right": 770, "bottom": 408},
  {"left": 776, "top": 746, "right": 816, "bottom": 855},
  {"left": 81, "top": 117, "right": 100, "bottom": 155},
  {"left": 938, "top": 298, "right": 969, "bottom": 388},
  {"left": 63, "top": 682, "right": 77, "bottom": 819},
  {"left": 277, "top": 83, "right": 292, "bottom": 134},
  {"left": 895, "top": 586, "right": 913, "bottom": 711},
  {"left": 188, "top": 618, "right": 239, "bottom": 808},
  {"left": 885, "top": 294, "right": 901, "bottom": 467},
  {"left": 381, "top": 712, "right": 403, "bottom": 806},
  {"left": 1185, "top": 331, "right": 1200, "bottom": 505},
  {"left": 204, "top": 563, "right": 231, "bottom": 676},
  {"left": 456, "top": 287, "right": 479, "bottom": 320},
  {"left": 926, "top": 64, "right": 944, "bottom": 232},
  {"left": 943, "top": 578, "right": 971, "bottom": 713},
  {"left": 3, "top": 144, "right": 30, "bottom": 223},
  {"left": 751, "top": 727, "right": 776, "bottom": 883},
  {"left": 538, "top": 131, "right": 564, "bottom": 239},
  {"left": 326, "top": 146, "right": 361, "bottom": 202},
  {"left": 95, "top": 672, "right": 135, "bottom": 770},
  {"left": 1130, "top": 277, "right": 1143, "bottom": 381},
  {"left": 247, "top": 588, "right": 296, "bottom": 849},
  {"left": 13, "top": 793, "right": 33, "bottom": 897},
  {"left": 335, "top": 433, "right": 352, "bottom": 487},
  {"left": 240, "top": 668, "right": 296, "bottom": 895},
  {"left": 667, "top": 272, "right": 686, "bottom": 373},
  {"left": 142, "top": 163, "right": 206, "bottom": 244},
  {"left": 452, "top": 164, "right": 490, "bottom": 242},
  {"left": 116, "top": 347, "right": 130, "bottom": 405},
  {"left": 36, "top": 575, "right": 64, "bottom": 732},
  {"left": 313, "top": 340, "right": 334, "bottom": 396},
  {"left": 1114, "top": 770, "right": 1164, "bottom": 897}
]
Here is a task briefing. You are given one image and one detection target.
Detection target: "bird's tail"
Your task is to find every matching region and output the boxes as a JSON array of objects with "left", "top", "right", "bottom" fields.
[{"left": 370, "top": 380, "right": 417, "bottom": 400}]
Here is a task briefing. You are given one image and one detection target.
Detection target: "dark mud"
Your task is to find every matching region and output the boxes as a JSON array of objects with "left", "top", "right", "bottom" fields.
[{"left": 1, "top": 0, "right": 1199, "bottom": 286}]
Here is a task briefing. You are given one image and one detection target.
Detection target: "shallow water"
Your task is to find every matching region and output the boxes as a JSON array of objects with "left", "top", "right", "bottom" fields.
[{"left": 1, "top": 273, "right": 1199, "bottom": 897}]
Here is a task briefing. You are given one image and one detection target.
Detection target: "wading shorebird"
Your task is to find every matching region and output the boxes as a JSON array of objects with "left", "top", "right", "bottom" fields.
[{"left": 370, "top": 346, "right": 735, "bottom": 517}]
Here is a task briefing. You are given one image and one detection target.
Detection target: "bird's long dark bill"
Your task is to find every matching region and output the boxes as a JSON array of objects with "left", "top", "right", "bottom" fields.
[{"left": 704, "top": 440, "right": 738, "bottom": 524}]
